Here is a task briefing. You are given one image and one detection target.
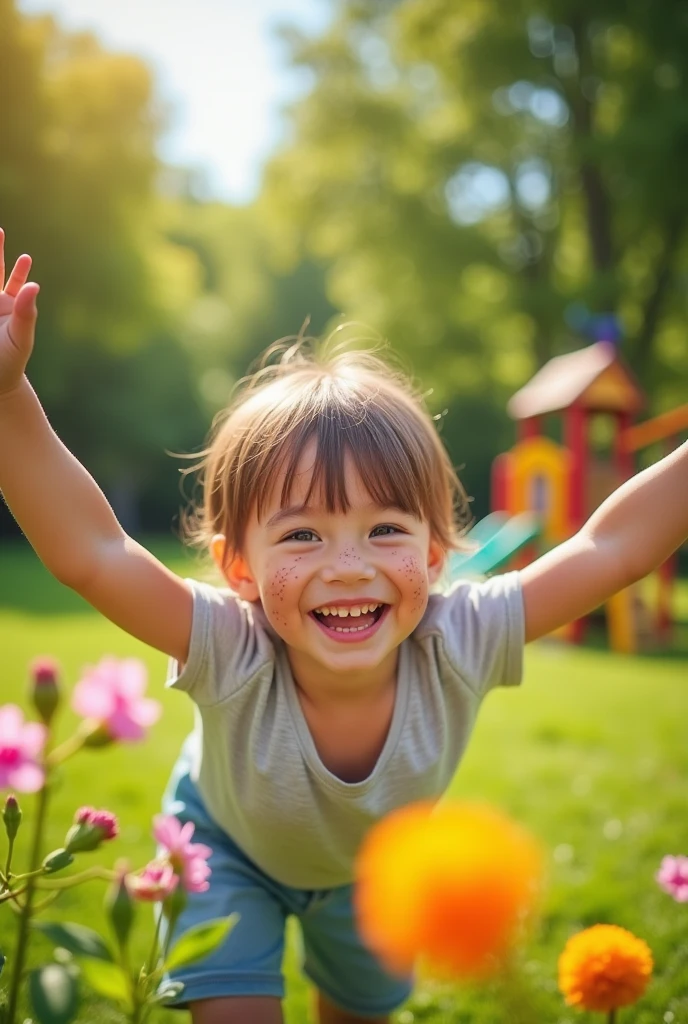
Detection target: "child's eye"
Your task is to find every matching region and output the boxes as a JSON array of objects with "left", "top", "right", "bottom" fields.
[
  {"left": 283, "top": 529, "right": 319, "bottom": 543},
  {"left": 370, "top": 524, "right": 402, "bottom": 538}
]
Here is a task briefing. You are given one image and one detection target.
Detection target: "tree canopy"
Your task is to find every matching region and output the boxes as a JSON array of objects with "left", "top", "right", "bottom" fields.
[{"left": 2, "top": 0, "right": 687, "bottom": 530}]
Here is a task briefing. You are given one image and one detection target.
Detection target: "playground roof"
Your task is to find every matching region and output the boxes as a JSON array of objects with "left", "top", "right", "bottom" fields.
[{"left": 507, "top": 341, "right": 645, "bottom": 419}]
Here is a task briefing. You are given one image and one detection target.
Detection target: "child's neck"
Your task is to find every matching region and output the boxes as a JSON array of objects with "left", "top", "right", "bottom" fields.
[{"left": 287, "top": 646, "right": 399, "bottom": 710}]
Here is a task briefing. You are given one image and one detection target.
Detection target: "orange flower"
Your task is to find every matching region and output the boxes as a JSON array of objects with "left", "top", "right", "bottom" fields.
[
  {"left": 354, "top": 801, "right": 544, "bottom": 979},
  {"left": 558, "top": 924, "right": 653, "bottom": 1013}
]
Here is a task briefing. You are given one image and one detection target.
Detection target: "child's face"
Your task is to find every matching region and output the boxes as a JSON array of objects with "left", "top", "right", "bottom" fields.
[{"left": 218, "top": 444, "right": 445, "bottom": 683}]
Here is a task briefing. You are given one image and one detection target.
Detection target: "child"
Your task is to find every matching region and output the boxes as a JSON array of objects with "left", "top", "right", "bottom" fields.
[{"left": 1, "top": 228, "right": 687, "bottom": 1024}]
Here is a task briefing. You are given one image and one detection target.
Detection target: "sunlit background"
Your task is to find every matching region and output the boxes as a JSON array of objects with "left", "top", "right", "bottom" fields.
[
  {"left": 3, "top": 0, "right": 688, "bottom": 535},
  {"left": 2, "top": 3, "right": 688, "bottom": 1022},
  {"left": 19, "top": 0, "right": 330, "bottom": 202}
]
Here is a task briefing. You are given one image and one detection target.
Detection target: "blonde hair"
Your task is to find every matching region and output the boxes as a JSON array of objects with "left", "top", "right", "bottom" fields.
[{"left": 183, "top": 338, "right": 471, "bottom": 558}]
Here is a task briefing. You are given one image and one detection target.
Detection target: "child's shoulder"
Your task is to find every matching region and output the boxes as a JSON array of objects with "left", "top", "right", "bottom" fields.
[
  {"left": 418, "top": 571, "right": 522, "bottom": 629},
  {"left": 186, "top": 577, "right": 278, "bottom": 657},
  {"left": 413, "top": 572, "right": 524, "bottom": 691}
]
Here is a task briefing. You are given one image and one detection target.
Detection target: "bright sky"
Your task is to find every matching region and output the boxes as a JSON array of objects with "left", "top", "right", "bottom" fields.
[{"left": 19, "top": 0, "right": 330, "bottom": 203}]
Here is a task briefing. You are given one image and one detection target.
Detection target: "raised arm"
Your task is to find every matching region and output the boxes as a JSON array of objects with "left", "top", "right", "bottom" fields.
[
  {"left": 0, "top": 230, "right": 192, "bottom": 663},
  {"left": 521, "top": 440, "right": 688, "bottom": 642}
]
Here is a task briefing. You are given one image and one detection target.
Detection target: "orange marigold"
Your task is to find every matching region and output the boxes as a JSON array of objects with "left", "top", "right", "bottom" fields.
[
  {"left": 354, "top": 801, "right": 543, "bottom": 979},
  {"left": 558, "top": 924, "right": 653, "bottom": 1013}
]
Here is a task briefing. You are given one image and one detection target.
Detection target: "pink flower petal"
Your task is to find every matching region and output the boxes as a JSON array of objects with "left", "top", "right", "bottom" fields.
[
  {"left": 21, "top": 722, "right": 48, "bottom": 759},
  {"left": 153, "top": 814, "right": 183, "bottom": 850},
  {"left": 105, "top": 709, "right": 145, "bottom": 742},
  {"left": 8, "top": 762, "right": 45, "bottom": 793},
  {"left": 71, "top": 680, "right": 114, "bottom": 720},
  {"left": 130, "top": 698, "right": 162, "bottom": 728},
  {"left": 178, "top": 821, "right": 196, "bottom": 847},
  {"left": 186, "top": 842, "right": 213, "bottom": 861},
  {"left": 0, "top": 706, "right": 24, "bottom": 743},
  {"left": 116, "top": 659, "right": 148, "bottom": 699}
]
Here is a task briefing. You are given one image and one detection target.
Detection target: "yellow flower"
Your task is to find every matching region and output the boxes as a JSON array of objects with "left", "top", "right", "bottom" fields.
[
  {"left": 558, "top": 924, "right": 653, "bottom": 1013},
  {"left": 354, "top": 801, "right": 543, "bottom": 979}
]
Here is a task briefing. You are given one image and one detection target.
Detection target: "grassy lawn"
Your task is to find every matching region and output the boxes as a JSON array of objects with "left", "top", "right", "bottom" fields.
[{"left": 1, "top": 537, "right": 687, "bottom": 1023}]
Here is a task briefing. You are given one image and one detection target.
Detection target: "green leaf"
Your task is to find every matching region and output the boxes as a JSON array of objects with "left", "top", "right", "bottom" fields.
[
  {"left": 32, "top": 921, "right": 114, "bottom": 962},
  {"left": 79, "top": 958, "right": 132, "bottom": 1010},
  {"left": 29, "top": 963, "right": 79, "bottom": 1024},
  {"left": 164, "top": 914, "right": 238, "bottom": 973}
]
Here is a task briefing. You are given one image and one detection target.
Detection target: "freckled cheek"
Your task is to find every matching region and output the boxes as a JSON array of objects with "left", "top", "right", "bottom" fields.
[
  {"left": 389, "top": 554, "right": 429, "bottom": 614},
  {"left": 262, "top": 561, "right": 304, "bottom": 627}
]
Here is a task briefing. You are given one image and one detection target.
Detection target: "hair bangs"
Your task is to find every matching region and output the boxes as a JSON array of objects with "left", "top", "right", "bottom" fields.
[{"left": 259, "top": 401, "right": 427, "bottom": 524}]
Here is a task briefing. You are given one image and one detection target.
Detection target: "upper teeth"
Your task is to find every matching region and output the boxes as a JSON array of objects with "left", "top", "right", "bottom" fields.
[{"left": 313, "top": 604, "right": 381, "bottom": 617}]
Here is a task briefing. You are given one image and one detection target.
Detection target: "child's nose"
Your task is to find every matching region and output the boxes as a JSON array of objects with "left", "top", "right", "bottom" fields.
[{"left": 320, "top": 550, "right": 376, "bottom": 584}]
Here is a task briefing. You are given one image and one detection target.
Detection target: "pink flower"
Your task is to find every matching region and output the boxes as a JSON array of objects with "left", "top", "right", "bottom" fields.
[
  {"left": 71, "top": 658, "right": 161, "bottom": 741},
  {"left": 0, "top": 705, "right": 47, "bottom": 793},
  {"left": 153, "top": 814, "right": 212, "bottom": 893},
  {"left": 657, "top": 855, "right": 688, "bottom": 902},
  {"left": 127, "top": 859, "right": 179, "bottom": 902},
  {"left": 65, "top": 806, "right": 120, "bottom": 853},
  {"left": 75, "top": 806, "right": 119, "bottom": 840}
]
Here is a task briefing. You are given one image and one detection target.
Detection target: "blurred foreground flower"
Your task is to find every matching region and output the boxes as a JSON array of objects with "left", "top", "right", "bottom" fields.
[
  {"left": 29, "top": 657, "right": 60, "bottom": 725},
  {"left": 354, "top": 801, "right": 543, "bottom": 979},
  {"left": 558, "top": 924, "right": 653, "bottom": 1014},
  {"left": 656, "top": 855, "right": 688, "bottom": 902},
  {"left": 71, "top": 657, "right": 161, "bottom": 742},
  {"left": 127, "top": 859, "right": 179, "bottom": 902},
  {"left": 154, "top": 815, "right": 212, "bottom": 893},
  {"left": 0, "top": 705, "right": 47, "bottom": 792},
  {"left": 65, "top": 806, "right": 119, "bottom": 853}
]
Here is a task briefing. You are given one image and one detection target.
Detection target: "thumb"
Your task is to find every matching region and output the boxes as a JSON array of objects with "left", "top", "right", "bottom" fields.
[{"left": 9, "top": 283, "right": 39, "bottom": 349}]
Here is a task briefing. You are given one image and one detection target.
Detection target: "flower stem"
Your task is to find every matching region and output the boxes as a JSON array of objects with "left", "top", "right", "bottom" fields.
[
  {"left": 4, "top": 835, "right": 15, "bottom": 883},
  {"left": 609, "top": 1011, "right": 617, "bottom": 1024},
  {"left": 7, "top": 779, "right": 51, "bottom": 1024},
  {"left": 35, "top": 865, "right": 116, "bottom": 889},
  {"left": 145, "top": 910, "right": 164, "bottom": 979},
  {"left": 46, "top": 729, "right": 87, "bottom": 766}
]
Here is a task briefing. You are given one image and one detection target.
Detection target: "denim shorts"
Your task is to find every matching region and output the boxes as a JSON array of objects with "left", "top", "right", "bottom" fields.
[{"left": 159, "top": 765, "right": 413, "bottom": 1016}]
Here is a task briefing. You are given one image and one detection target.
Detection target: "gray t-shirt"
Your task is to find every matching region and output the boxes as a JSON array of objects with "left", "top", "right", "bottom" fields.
[{"left": 167, "top": 573, "right": 524, "bottom": 890}]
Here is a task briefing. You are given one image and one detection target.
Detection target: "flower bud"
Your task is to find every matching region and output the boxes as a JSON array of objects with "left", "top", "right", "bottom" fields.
[
  {"left": 42, "top": 847, "right": 75, "bottom": 874},
  {"left": 30, "top": 657, "right": 61, "bottom": 726},
  {"left": 65, "top": 807, "right": 119, "bottom": 854},
  {"left": 106, "top": 861, "right": 135, "bottom": 949},
  {"left": 2, "top": 795, "right": 22, "bottom": 842}
]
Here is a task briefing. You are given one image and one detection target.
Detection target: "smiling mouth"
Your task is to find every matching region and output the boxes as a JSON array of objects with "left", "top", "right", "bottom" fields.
[{"left": 310, "top": 604, "right": 387, "bottom": 634}]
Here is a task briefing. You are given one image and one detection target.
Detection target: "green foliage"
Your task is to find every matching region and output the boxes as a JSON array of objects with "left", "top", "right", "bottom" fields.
[
  {"left": 32, "top": 923, "right": 113, "bottom": 963},
  {"left": 163, "top": 915, "right": 238, "bottom": 973},
  {"left": 29, "top": 964, "right": 79, "bottom": 1024},
  {"left": 4, "top": 0, "right": 688, "bottom": 535},
  {"left": 263, "top": 0, "right": 688, "bottom": 407}
]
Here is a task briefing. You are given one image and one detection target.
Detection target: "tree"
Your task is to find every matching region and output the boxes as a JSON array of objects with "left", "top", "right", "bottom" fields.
[{"left": 262, "top": 0, "right": 688, "bottom": 414}]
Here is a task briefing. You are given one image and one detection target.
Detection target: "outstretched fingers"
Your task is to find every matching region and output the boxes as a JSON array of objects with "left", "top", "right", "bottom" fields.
[
  {"left": 8, "top": 283, "right": 40, "bottom": 352},
  {"left": 0, "top": 229, "right": 33, "bottom": 296},
  {"left": 4, "top": 254, "right": 32, "bottom": 298}
]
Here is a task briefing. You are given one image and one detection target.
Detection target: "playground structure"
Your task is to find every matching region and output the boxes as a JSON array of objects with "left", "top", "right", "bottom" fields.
[{"left": 489, "top": 340, "right": 688, "bottom": 653}]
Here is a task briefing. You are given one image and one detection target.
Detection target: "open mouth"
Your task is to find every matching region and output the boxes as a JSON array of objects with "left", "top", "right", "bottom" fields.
[{"left": 310, "top": 603, "right": 388, "bottom": 636}]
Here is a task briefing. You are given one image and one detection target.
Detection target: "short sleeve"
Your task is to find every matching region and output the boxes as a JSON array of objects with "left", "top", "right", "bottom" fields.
[
  {"left": 419, "top": 572, "right": 525, "bottom": 697},
  {"left": 166, "top": 579, "right": 274, "bottom": 706}
]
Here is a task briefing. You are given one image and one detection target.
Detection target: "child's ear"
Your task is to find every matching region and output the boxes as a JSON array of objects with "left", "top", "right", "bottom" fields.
[
  {"left": 427, "top": 538, "right": 446, "bottom": 584},
  {"left": 211, "top": 534, "right": 260, "bottom": 601}
]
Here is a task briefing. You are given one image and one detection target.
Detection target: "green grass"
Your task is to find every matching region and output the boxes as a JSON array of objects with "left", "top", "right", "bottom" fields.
[{"left": 1, "top": 538, "right": 688, "bottom": 1023}]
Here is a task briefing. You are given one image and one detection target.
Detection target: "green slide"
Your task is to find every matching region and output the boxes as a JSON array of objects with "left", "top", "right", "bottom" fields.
[{"left": 449, "top": 512, "right": 541, "bottom": 580}]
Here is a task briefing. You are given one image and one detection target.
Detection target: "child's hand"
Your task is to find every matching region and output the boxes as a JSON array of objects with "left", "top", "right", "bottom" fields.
[{"left": 0, "top": 228, "right": 40, "bottom": 397}]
